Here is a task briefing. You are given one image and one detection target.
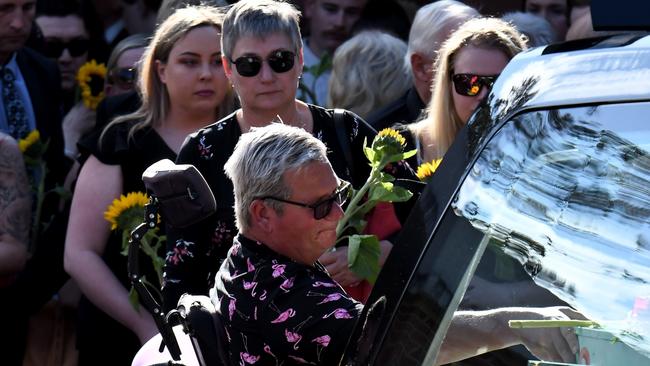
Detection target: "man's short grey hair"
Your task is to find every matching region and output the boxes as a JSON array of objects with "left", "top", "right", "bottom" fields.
[
  {"left": 404, "top": 0, "right": 478, "bottom": 75},
  {"left": 502, "top": 11, "right": 558, "bottom": 48},
  {"left": 224, "top": 123, "right": 329, "bottom": 232},
  {"left": 221, "top": 0, "right": 303, "bottom": 60}
]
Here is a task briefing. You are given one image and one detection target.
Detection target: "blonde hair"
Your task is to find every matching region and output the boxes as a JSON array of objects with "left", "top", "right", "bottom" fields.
[
  {"left": 410, "top": 17, "right": 527, "bottom": 160},
  {"left": 327, "top": 30, "right": 411, "bottom": 118},
  {"left": 102, "top": 5, "right": 235, "bottom": 144}
]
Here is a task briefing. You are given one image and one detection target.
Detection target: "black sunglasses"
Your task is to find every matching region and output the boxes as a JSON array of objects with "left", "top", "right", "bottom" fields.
[
  {"left": 452, "top": 73, "right": 499, "bottom": 97},
  {"left": 229, "top": 50, "right": 295, "bottom": 77},
  {"left": 259, "top": 181, "right": 351, "bottom": 220},
  {"left": 42, "top": 38, "right": 90, "bottom": 58},
  {"left": 109, "top": 67, "right": 137, "bottom": 89}
]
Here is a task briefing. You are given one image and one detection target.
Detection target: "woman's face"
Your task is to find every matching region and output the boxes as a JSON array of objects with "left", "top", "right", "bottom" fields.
[
  {"left": 451, "top": 45, "right": 510, "bottom": 124},
  {"left": 223, "top": 32, "right": 303, "bottom": 113},
  {"left": 156, "top": 26, "right": 229, "bottom": 118},
  {"left": 105, "top": 46, "right": 145, "bottom": 97}
]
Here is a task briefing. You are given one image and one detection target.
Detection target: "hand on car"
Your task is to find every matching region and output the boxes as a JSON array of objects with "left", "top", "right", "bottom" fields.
[{"left": 512, "top": 307, "right": 585, "bottom": 363}]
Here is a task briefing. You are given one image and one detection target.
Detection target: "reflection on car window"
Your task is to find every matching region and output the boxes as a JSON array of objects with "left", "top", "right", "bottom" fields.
[{"left": 454, "top": 102, "right": 650, "bottom": 357}]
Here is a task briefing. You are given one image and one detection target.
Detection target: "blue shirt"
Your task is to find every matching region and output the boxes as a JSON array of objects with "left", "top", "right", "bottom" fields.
[{"left": 0, "top": 53, "right": 37, "bottom": 135}]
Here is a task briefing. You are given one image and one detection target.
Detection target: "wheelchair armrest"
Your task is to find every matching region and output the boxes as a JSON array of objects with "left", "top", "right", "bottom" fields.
[{"left": 176, "top": 294, "right": 230, "bottom": 366}]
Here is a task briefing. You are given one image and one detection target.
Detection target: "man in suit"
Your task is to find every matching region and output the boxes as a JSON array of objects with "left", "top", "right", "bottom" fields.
[{"left": 0, "top": 0, "right": 70, "bottom": 364}]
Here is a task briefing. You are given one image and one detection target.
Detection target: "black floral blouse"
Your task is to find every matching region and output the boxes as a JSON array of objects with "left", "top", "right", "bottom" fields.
[
  {"left": 215, "top": 234, "right": 363, "bottom": 365},
  {"left": 162, "top": 104, "right": 376, "bottom": 310}
]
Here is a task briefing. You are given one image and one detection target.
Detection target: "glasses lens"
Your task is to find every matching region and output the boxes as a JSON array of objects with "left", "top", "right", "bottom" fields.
[
  {"left": 313, "top": 199, "right": 333, "bottom": 220},
  {"left": 42, "top": 41, "right": 65, "bottom": 58},
  {"left": 233, "top": 56, "right": 262, "bottom": 77},
  {"left": 453, "top": 74, "right": 481, "bottom": 96},
  {"left": 67, "top": 39, "right": 90, "bottom": 57},
  {"left": 268, "top": 51, "right": 295, "bottom": 73},
  {"left": 111, "top": 68, "right": 136, "bottom": 88}
]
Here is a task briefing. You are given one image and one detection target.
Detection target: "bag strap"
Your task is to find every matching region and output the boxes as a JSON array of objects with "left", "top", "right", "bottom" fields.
[{"left": 333, "top": 108, "right": 354, "bottom": 177}]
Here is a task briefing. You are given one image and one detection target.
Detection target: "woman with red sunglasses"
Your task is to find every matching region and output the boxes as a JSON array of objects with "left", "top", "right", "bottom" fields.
[
  {"left": 162, "top": 0, "right": 408, "bottom": 312},
  {"left": 402, "top": 17, "right": 527, "bottom": 167}
]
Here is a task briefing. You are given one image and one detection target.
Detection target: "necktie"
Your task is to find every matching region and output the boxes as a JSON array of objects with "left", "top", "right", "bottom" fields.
[{"left": 2, "top": 67, "right": 30, "bottom": 139}]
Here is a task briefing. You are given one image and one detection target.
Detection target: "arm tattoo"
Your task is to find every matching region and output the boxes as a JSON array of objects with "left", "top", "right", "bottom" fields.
[{"left": 0, "top": 134, "right": 31, "bottom": 248}]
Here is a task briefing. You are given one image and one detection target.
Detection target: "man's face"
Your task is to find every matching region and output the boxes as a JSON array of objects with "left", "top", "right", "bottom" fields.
[
  {"left": 305, "top": 0, "right": 367, "bottom": 55},
  {"left": 525, "top": 0, "right": 569, "bottom": 39},
  {"left": 36, "top": 15, "right": 89, "bottom": 91},
  {"left": 270, "top": 161, "right": 345, "bottom": 265},
  {"left": 0, "top": 0, "right": 35, "bottom": 63}
]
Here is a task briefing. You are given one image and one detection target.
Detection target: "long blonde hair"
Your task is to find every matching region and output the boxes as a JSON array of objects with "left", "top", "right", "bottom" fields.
[
  {"left": 410, "top": 17, "right": 527, "bottom": 160},
  {"left": 101, "top": 5, "right": 235, "bottom": 144}
]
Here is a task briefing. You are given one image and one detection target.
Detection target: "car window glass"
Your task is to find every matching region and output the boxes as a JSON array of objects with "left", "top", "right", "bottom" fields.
[{"left": 453, "top": 102, "right": 650, "bottom": 361}]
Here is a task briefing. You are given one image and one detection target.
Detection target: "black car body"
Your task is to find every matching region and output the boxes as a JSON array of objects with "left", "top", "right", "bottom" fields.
[{"left": 341, "top": 31, "right": 650, "bottom": 366}]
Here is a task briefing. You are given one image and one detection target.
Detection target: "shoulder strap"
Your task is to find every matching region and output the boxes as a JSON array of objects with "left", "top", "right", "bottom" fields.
[{"left": 332, "top": 108, "right": 354, "bottom": 176}]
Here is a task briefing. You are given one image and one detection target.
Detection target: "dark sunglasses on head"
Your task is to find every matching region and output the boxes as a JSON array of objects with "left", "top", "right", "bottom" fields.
[
  {"left": 229, "top": 50, "right": 295, "bottom": 77},
  {"left": 452, "top": 73, "right": 499, "bottom": 97},
  {"left": 259, "top": 180, "right": 351, "bottom": 220},
  {"left": 42, "top": 38, "right": 90, "bottom": 58},
  {"left": 109, "top": 67, "right": 137, "bottom": 89}
]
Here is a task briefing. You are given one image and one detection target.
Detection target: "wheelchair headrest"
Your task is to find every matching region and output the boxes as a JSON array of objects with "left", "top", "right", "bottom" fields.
[{"left": 142, "top": 159, "right": 216, "bottom": 228}]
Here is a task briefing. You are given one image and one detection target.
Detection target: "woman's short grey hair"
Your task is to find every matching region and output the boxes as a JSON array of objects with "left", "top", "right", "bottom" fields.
[
  {"left": 224, "top": 123, "right": 329, "bottom": 232},
  {"left": 328, "top": 30, "right": 412, "bottom": 118},
  {"left": 502, "top": 11, "right": 558, "bottom": 47},
  {"left": 221, "top": 0, "right": 302, "bottom": 60},
  {"left": 405, "top": 0, "right": 478, "bottom": 74}
]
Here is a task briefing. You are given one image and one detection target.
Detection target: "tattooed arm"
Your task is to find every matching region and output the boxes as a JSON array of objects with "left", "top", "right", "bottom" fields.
[{"left": 0, "top": 133, "right": 31, "bottom": 276}]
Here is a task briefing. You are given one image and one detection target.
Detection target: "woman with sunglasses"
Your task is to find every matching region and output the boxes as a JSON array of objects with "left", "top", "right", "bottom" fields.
[
  {"left": 64, "top": 6, "right": 235, "bottom": 365},
  {"left": 403, "top": 17, "right": 527, "bottom": 167},
  {"left": 162, "top": 0, "right": 397, "bottom": 311},
  {"left": 401, "top": 17, "right": 562, "bottom": 319}
]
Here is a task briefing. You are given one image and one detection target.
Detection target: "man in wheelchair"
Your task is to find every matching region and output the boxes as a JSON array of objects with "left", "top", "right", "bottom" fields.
[{"left": 135, "top": 124, "right": 581, "bottom": 365}]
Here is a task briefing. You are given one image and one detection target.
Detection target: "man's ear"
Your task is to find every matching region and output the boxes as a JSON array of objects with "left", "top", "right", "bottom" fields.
[
  {"left": 249, "top": 199, "right": 274, "bottom": 233},
  {"left": 156, "top": 59, "right": 167, "bottom": 84},
  {"left": 410, "top": 52, "right": 433, "bottom": 84}
]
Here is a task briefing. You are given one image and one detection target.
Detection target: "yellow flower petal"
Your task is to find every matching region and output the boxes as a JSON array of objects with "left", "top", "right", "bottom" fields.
[
  {"left": 104, "top": 192, "right": 149, "bottom": 231},
  {"left": 416, "top": 159, "right": 442, "bottom": 181}
]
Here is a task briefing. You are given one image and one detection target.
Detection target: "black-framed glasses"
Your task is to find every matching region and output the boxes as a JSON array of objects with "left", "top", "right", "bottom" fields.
[
  {"left": 259, "top": 180, "right": 351, "bottom": 220},
  {"left": 452, "top": 73, "right": 499, "bottom": 97},
  {"left": 41, "top": 38, "right": 90, "bottom": 58},
  {"left": 229, "top": 50, "right": 295, "bottom": 77},
  {"left": 108, "top": 67, "right": 137, "bottom": 89}
]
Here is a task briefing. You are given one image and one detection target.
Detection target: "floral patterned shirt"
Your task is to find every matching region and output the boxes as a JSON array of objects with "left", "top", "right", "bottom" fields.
[
  {"left": 162, "top": 105, "right": 376, "bottom": 311},
  {"left": 213, "top": 234, "right": 363, "bottom": 365}
]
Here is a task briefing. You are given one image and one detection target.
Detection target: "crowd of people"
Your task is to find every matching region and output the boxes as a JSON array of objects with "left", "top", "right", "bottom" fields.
[{"left": 0, "top": 0, "right": 617, "bottom": 364}]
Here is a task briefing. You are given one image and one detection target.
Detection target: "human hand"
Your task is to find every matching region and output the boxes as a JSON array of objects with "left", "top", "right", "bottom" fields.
[
  {"left": 319, "top": 247, "right": 362, "bottom": 287},
  {"left": 62, "top": 102, "right": 96, "bottom": 158},
  {"left": 513, "top": 307, "right": 585, "bottom": 363}
]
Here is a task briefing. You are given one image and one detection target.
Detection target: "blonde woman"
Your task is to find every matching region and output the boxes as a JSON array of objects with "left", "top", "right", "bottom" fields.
[
  {"left": 327, "top": 30, "right": 412, "bottom": 119},
  {"left": 406, "top": 17, "right": 527, "bottom": 166},
  {"left": 64, "top": 6, "right": 234, "bottom": 364}
]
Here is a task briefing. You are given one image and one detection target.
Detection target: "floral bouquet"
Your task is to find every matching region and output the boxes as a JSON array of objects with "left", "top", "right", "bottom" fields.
[
  {"left": 77, "top": 59, "right": 107, "bottom": 110},
  {"left": 104, "top": 192, "right": 165, "bottom": 308},
  {"left": 336, "top": 128, "right": 417, "bottom": 284}
]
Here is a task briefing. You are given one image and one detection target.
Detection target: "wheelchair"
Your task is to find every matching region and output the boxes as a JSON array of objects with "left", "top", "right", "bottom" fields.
[{"left": 127, "top": 159, "right": 229, "bottom": 366}]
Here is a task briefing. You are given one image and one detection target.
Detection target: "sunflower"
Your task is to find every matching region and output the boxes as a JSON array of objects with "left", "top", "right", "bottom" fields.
[
  {"left": 416, "top": 159, "right": 443, "bottom": 181},
  {"left": 77, "top": 59, "right": 107, "bottom": 110},
  {"left": 104, "top": 192, "right": 150, "bottom": 231},
  {"left": 18, "top": 129, "right": 40, "bottom": 153}
]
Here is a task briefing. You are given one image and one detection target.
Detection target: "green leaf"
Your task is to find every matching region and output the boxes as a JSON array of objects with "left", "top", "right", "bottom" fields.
[
  {"left": 347, "top": 235, "right": 381, "bottom": 284},
  {"left": 378, "top": 172, "right": 395, "bottom": 183},
  {"left": 128, "top": 286, "right": 140, "bottom": 310},
  {"left": 363, "top": 145, "right": 375, "bottom": 163}
]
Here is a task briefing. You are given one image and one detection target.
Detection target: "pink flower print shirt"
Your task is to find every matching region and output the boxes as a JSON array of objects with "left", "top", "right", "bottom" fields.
[{"left": 213, "top": 235, "right": 364, "bottom": 365}]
